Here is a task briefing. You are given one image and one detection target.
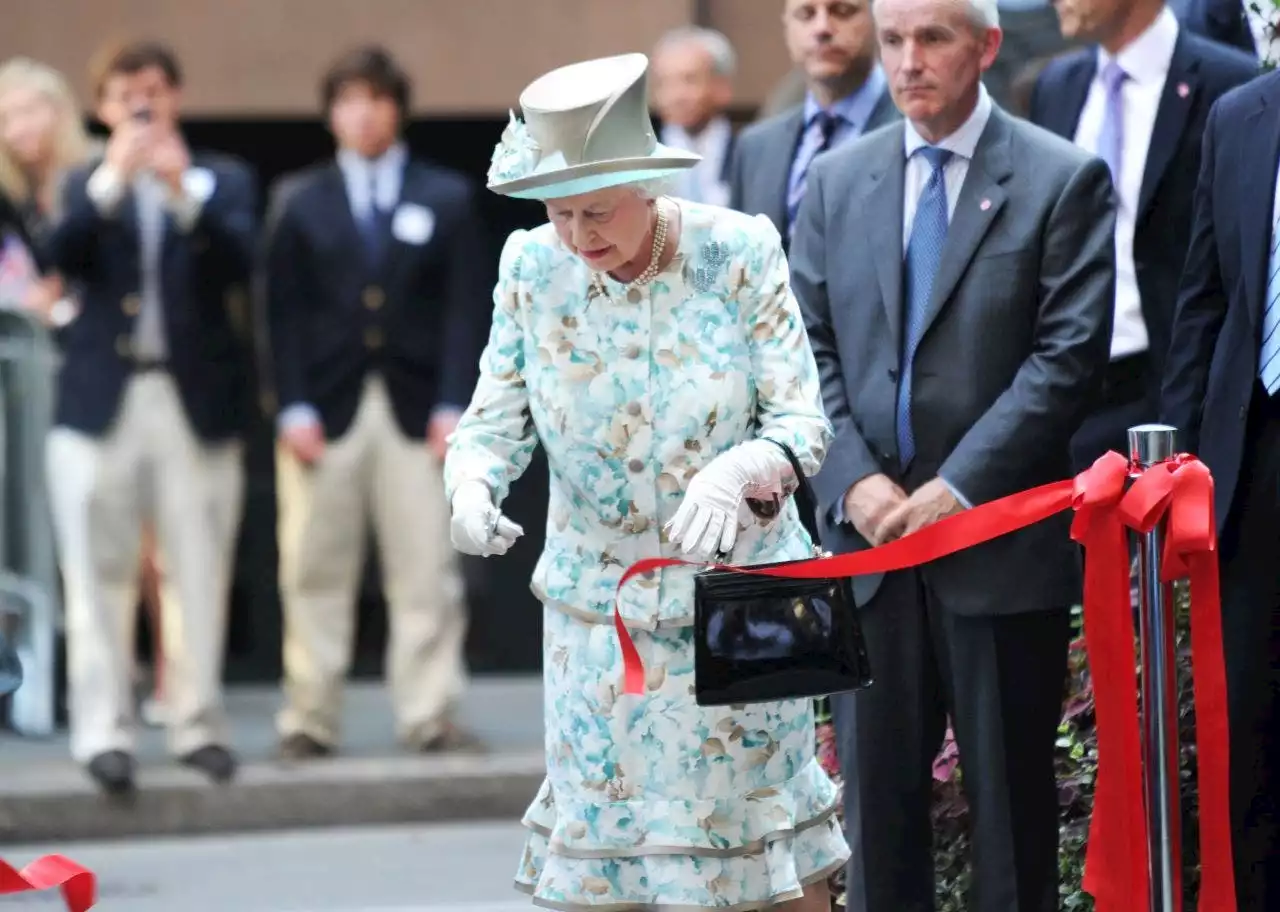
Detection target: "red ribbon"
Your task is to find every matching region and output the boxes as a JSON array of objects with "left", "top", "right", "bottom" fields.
[
  {"left": 0, "top": 854, "right": 97, "bottom": 911},
  {"left": 616, "top": 451, "right": 1235, "bottom": 911}
]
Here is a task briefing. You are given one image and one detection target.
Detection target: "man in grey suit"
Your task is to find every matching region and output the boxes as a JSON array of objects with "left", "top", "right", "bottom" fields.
[
  {"left": 728, "top": 0, "right": 898, "bottom": 244},
  {"left": 791, "top": 0, "right": 1116, "bottom": 908}
]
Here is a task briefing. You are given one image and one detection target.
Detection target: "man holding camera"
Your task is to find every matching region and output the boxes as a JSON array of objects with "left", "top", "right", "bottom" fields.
[{"left": 45, "top": 40, "right": 257, "bottom": 795}]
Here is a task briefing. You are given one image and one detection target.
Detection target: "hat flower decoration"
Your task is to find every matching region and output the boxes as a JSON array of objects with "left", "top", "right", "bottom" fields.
[{"left": 488, "top": 111, "right": 541, "bottom": 185}]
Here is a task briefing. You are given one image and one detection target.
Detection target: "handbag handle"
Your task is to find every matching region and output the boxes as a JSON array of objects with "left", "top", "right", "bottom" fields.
[{"left": 759, "top": 438, "right": 826, "bottom": 552}]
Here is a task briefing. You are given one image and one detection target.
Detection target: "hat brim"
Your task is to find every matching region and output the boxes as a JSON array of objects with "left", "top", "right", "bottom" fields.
[{"left": 489, "top": 144, "right": 699, "bottom": 200}]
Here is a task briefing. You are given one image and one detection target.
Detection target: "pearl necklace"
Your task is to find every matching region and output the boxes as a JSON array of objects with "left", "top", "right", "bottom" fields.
[{"left": 592, "top": 198, "right": 670, "bottom": 295}]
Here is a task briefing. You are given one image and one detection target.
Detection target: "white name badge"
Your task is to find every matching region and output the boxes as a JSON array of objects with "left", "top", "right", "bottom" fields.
[
  {"left": 182, "top": 167, "right": 217, "bottom": 203},
  {"left": 392, "top": 203, "right": 435, "bottom": 246}
]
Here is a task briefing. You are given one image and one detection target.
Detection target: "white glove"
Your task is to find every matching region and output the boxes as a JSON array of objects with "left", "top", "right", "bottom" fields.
[
  {"left": 666, "top": 439, "right": 790, "bottom": 560},
  {"left": 450, "top": 481, "right": 524, "bottom": 557}
]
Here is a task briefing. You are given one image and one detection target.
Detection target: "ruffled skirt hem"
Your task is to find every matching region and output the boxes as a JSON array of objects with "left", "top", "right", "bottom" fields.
[{"left": 512, "top": 813, "right": 850, "bottom": 909}]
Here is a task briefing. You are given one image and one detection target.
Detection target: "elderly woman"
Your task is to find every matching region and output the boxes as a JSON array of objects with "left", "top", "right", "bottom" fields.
[{"left": 444, "top": 54, "right": 846, "bottom": 910}]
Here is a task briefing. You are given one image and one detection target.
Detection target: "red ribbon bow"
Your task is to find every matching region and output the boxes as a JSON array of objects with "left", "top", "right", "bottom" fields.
[
  {"left": 0, "top": 854, "right": 97, "bottom": 911},
  {"left": 1071, "top": 452, "right": 1234, "bottom": 911},
  {"left": 616, "top": 451, "right": 1235, "bottom": 910}
]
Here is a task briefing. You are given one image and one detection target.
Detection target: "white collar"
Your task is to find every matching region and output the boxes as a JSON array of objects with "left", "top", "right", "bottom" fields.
[
  {"left": 1097, "top": 6, "right": 1180, "bottom": 86},
  {"left": 903, "top": 83, "right": 994, "bottom": 161}
]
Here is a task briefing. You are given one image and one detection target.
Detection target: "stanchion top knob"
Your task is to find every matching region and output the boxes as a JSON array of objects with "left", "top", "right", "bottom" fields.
[{"left": 1127, "top": 423, "right": 1177, "bottom": 467}]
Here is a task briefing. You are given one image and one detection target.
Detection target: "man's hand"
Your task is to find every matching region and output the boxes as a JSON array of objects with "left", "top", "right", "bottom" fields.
[
  {"left": 148, "top": 132, "right": 191, "bottom": 196},
  {"left": 879, "top": 477, "right": 963, "bottom": 542},
  {"left": 103, "top": 120, "right": 152, "bottom": 179},
  {"left": 843, "top": 473, "right": 909, "bottom": 546},
  {"left": 280, "top": 420, "right": 326, "bottom": 466},
  {"left": 427, "top": 410, "right": 461, "bottom": 462}
]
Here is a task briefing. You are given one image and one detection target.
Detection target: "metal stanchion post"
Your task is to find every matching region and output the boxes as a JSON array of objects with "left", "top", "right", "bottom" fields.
[{"left": 1128, "top": 423, "right": 1182, "bottom": 912}]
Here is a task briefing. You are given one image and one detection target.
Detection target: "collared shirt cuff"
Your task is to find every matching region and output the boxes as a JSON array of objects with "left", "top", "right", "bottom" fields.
[
  {"left": 939, "top": 475, "right": 973, "bottom": 510},
  {"left": 278, "top": 403, "right": 321, "bottom": 432},
  {"left": 167, "top": 188, "right": 204, "bottom": 233},
  {"left": 86, "top": 164, "right": 127, "bottom": 217}
]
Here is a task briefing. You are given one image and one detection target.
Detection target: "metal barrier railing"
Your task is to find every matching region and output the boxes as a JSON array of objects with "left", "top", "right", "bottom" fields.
[{"left": 0, "top": 308, "right": 60, "bottom": 734}]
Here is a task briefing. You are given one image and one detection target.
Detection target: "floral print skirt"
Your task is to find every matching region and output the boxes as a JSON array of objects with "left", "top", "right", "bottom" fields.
[{"left": 515, "top": 605, "right": 850, "bottom": 909}]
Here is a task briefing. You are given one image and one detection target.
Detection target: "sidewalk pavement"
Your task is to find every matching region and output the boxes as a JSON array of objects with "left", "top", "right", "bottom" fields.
[{"left": 0, "top": 675, "right": 544, "bottom": 845}]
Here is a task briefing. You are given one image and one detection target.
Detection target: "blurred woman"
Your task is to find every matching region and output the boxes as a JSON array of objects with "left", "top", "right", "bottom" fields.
[{"left": 0, "top": 56, "right": 165, "bottom": 724}]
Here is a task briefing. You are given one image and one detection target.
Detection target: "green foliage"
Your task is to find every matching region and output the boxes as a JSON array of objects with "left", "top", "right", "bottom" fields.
[
  {"left": 818, "top": 588, "right": 1204, "bottom": 910},
  {"left": 1249, "top": 1, "right": 1280, "bottom": 71}
]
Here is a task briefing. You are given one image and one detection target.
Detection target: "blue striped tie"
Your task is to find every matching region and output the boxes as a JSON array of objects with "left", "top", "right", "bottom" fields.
[
  {"left": 1262, "top": 212, "right": 1280, "bottom": 396},
  {"left": 897, "top": 146, "right": 953, "bottom": 467}
]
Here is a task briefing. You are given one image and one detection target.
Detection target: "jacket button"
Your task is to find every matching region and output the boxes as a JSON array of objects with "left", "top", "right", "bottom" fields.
[
  {"left": 623, "top": 344, "right": 641, "bottom": 359},
  {"left": 628, "top": 458, "right": 645, "bottom": 473},
  {"left": 115, "top": 334, "right": 132, "bottom": 358},
  {"left": 627, "top": 288, "right": 643, "bottom": 304},
  {"left": 626, "top": 401, "right": 643, "bottom": 416},
  {"left": 1240, "top": 405, "right": 1247, "bottom": 421},
  {"left": 364, "top": 327, "right": 384, "bottom": 350},
  {"left": 121, "top": 294, "right": 140, "bottom": 316},
  {"left": 363, "top": 286, "right": 385, "bottom": 310}
]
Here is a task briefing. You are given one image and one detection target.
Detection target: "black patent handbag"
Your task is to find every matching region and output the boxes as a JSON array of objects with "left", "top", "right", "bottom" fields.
[{"left": 692, "top": 439, "right": 874, "bottom": 706}]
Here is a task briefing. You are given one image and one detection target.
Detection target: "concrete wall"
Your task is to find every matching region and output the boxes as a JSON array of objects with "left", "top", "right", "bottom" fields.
[{"left": 0, "top": 0, "right": 795, "bottom": 116}]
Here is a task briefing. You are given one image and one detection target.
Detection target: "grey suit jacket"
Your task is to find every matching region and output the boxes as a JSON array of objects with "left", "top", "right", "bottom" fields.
[
  {"left": 791, "top": 107, "right": 1117, "bottom": 615},
  {"left": 727, "top": 89, "right": 900, "bottom": 235}
]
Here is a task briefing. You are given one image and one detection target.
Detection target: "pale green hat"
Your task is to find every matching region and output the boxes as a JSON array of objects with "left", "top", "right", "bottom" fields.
[{"left": 487, "top": 53, "right": 700, "bottom": 201}]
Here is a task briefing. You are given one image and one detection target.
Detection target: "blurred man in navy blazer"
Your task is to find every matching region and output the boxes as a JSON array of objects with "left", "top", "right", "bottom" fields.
[
  {"left": 1030, "top": 0, "right": 1256, "bottom": 471},
  {"left": 1161, "top": 70, "right": 1280, "bottom": 910},
  {"left": 265, "top": 47, "right": 488, "bottom": 760},
  {"left": 46, "top": 41, "right": 256, "bottom": 794}
]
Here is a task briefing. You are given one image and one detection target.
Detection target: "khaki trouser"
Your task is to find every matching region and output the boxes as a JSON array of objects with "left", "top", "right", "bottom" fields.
[
  {"left": 275, "top": 376, "right": 466, "bottom": 746},
  {"left": 46, "top": 373, "right": 244, "bottom": 762}
]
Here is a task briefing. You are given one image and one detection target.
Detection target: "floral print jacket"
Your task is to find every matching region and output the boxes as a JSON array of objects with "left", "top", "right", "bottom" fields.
[{"left": 444, "top": 202, "right": 832, "bottom": 629}]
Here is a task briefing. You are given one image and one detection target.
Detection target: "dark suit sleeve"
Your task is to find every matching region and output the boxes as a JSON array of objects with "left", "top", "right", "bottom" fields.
[
  {"left": 1027, "top": 69, "right": 1048, "bottom": 125},
  {"left": 791, "top": 160, "right": 884, "bottom": 514},
  {"left": 189, "top": 161, "right": 258, "bottom": 281},
  {"left": 47, "top": 167, "right": 101, "bottom": 281},
  {"left": 1159, "top": 99, "right": 1227, "bottom": 454},
  {"left": 939, "top": 158, "right": 1117, "bottom": 505},
  {"left": 437, "top": 180, "right": 490, "bottom": 411},
  {"left": 727, "top": 134, "right": 746, "bottom": 212},
  {"left": 264, "top": 192, "right": 310, "bottom": 411}
]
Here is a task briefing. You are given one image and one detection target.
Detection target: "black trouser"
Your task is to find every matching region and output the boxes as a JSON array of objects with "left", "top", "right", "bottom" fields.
[
  {"left": 832, "top": 569, "right": 1072, "bottom": 912},
  {"left": 1219, "top": 384, "right": 1280, "bottom": 910},
  {"left": 1069, "top": 352, "right": 1153, "bottom": 474}
]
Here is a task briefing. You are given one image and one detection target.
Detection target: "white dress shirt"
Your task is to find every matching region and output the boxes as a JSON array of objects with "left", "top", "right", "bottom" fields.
[
  {"left": 1073, "top": 7, "right": 1178, "bottom": 361},
  {"left": 86, "top": 160, "right": 207, "bottom": 361},
  {"left": 337, "top": 141, "right": 407, "bottom": 219},
  {"left": 662, "top": 117, "right": 732, "bottom": 208}
]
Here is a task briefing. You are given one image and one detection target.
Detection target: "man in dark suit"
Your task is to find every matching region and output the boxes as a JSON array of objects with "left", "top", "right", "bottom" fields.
[
  {"left": 1170, "top": 0, "right": 1258, "bottom": 55},
  {"left": 728, "top": 0, "right": 897, "bottom": 241},
  {"left": 1160, "top": 71, "right": 1280, "bottom": 911},
  {"left": 1030, "top": 0, "right": 1256, "bottom": 471},
  {"left": 46, "top": 41, "right": 256, "bottom": 794},
  {"left": 264, "top": 47, "right": 488, "bottom": 760},
  {"left": 791, "top": 0, "right": 1116, "bottom": 907}
]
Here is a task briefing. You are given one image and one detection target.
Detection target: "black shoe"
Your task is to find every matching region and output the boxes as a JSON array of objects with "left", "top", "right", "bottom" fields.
[
  {"left": 86, "top": 750, "right": 135, "bottom": 796},
  {"left": 179, "top": 744, "right": 237, "bottom": 784},
  {"left": 276, "top": 732, "right": 333, "bottom": 762}
]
